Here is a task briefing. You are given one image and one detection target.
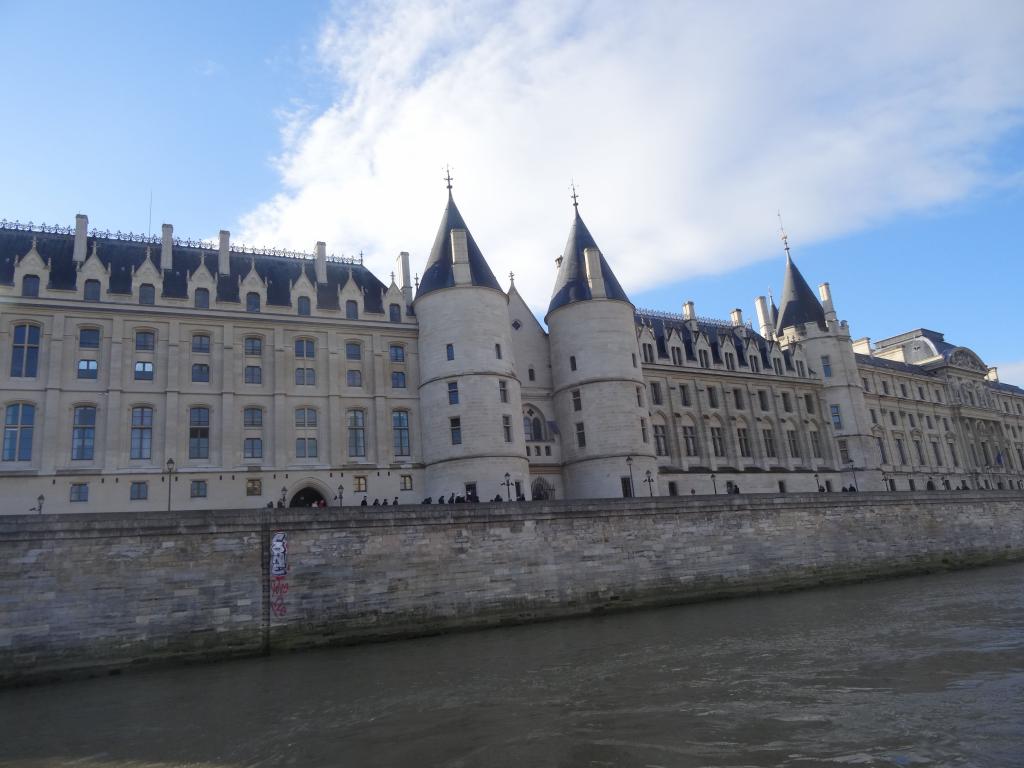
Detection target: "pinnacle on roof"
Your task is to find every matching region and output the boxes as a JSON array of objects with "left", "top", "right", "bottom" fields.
[
  {"left": 416, "top": 188, "right": 501, "bottom": 298},
  {"left": 546, "top": 201, "right": 630, "bottom": 318}
]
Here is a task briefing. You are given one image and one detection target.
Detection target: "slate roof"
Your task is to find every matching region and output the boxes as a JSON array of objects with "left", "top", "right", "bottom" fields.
[
  {"left": 775, "top": 254, "right": 826, "bottom": 334},
  {"left": 0, "top": 227, "right": 387, "bottom": 312},
  {"left": 636, "top": 310, "right": 776, "bottom": 372},
  {"left": 416, "top": 192, "right": 501, "bottom": 298},
  {"left": 854, "top": 353, "right": 936, "bottom": 376},
  {"left": 547, "top": 207, "right": 630, "bottom": 317}
]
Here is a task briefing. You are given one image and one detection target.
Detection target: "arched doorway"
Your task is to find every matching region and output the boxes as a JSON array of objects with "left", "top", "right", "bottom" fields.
[{"left": 289, "top": 487, "right": 326, "bottom": 507}]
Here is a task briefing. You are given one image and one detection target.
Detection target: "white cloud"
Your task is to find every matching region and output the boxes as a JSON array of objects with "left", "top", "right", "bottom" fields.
[{"left": 237, "top": 0, "right": 1024, "bottom": 316}]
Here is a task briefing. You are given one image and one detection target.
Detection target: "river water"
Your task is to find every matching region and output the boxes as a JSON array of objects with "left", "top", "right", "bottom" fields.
[{"left": 2, "top": 563, "right": 1023, "bottom": 768}]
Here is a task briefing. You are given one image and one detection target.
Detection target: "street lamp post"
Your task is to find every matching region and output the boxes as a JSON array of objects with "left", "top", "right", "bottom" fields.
[
  {"left": 710, "top": 472, "right": 717, "bottom": 495},
  {"left": 36, "top": 494, "right": 44, "bottom": 514},
  {"left": 626, "top": 456, "right": 634, "bottom": 497},
  {"left": 280, "top": 487, "right": 288, "bottom": 507},
  {"left": 814, "top": 472, "right": 820, "bottom": 492},
  {"left": 336, "top": 483, "right": 344, "bottom": 507},
  {"left": 502, "top": 472, "right": 513, "bottom": 501},
  {"left": 847, "top": 461, "right": 858, "bottom": 491},
  {"left": 643, "top": 469, "right": 654, "bottom": 497},
  {"left": 165, "top": 458, "right": 175, "bottom": 512}
]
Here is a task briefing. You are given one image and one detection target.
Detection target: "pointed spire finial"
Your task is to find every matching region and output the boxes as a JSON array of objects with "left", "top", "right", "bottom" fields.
[
  {"left": 777, "top": 210, "right": 791, "bottom": 259},
  {"left": 509, "top": 271, "right": 515, "bottom": 286},
  {"left": 414, "top": 272, "right": 420, "bottom": 290},
  {"left": 570, "top": 179, "right": 579, "bottom": 210},
  {"left": 444, "top": 165, "right": 454, "bottom": 192},
  {"left": 390, "top": 270, "right": 395, "bottom": 284}
]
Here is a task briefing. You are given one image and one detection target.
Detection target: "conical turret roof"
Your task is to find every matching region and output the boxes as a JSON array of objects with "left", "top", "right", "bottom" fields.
[
  {"left": 546, "top": 207, "right": 630, "bottom": 318},
  {"left": 416, "top": 192, "right": 501, "bottom": 298},
  {"left": 775, "top": 253, "right": 826, "bottom": 334}
]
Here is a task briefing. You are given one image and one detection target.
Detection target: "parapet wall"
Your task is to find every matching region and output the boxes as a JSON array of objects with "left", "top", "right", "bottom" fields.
[{"left": 2, "top": 491, "right": 1023, "bottom": 686}]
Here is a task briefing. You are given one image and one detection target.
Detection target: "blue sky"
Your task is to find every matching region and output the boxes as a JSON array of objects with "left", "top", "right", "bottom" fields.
[{"left": 2, "top": 1, "right": 1022, "bottom": 380}]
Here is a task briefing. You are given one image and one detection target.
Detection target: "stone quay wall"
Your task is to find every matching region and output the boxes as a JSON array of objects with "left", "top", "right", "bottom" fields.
[{"left": 2, "top": 491, "right": 1023, "bottom": 686}]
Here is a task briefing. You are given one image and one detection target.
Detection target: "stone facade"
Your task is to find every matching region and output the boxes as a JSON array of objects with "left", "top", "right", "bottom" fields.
[
  {"left": 2, "top": 492, "right": 1023, "bottom": 685},
  {"left": 1, "top": 198, "right": 1023, "bottom": 514}
]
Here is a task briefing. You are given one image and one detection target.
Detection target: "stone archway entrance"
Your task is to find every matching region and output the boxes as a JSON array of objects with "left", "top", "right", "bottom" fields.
[{"left": 289, "top": 487, "right": 326, "bottom": 507}]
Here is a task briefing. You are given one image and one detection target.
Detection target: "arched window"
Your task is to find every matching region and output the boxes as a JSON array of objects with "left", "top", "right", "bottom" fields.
[
  {"left": 346, "top": 300, "right": 359, "bottom": 320},
  {"left": 295, "top": 338, "right": 315, "bottom": 358},
  {"left": 84, "top": 279, "right": 101, "bottom": 302},
  {"left": 22, "top": 275, "right": 39, "bottom": 297},
  {"left": 297, "top": 296, "right": 311, "bottom": 316},
  {"left": 246, "top": 292, "right": 260, "bottom": 313},
  {"left": 194, "top": 287, "right": 209, "bottom": 309},
  {"left": 10, "top": 324, "right": 41, "bottom": 378},
  {"left": 139, "top": 283, "right": 155, "bottom": 305},
  {"left": 3, "top": 402, "right": 35, "bottom": 461},
  {"left": 389, "top": 303, "right": 401, "bottom": 323},
  {"left": 532, "top": 417, "right": 543, "bottom": 441}
]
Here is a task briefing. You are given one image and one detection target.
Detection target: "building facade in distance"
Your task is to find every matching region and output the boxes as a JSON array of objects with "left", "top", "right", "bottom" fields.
[{"left": 1, "top": 193, "right": 1022, "bottom": 513}]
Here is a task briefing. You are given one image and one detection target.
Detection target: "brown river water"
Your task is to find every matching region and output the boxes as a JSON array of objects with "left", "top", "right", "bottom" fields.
[{"left": 1, "top": 562, "right": 1022, "bottom": 767}]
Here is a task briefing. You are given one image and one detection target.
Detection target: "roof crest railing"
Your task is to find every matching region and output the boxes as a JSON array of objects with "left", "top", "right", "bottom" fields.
[
  {"left": 0, "top": 219, "right": 365, "bottom": 265},
  {"left": 636, "top": 306, "right": 753, "bottom": 329}
]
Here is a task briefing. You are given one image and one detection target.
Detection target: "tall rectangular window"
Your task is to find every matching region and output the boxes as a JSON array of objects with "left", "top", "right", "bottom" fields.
[
  {"left": 810, "top": 430, "right": 822, "bottom": 458},
  {"left": 194, "top": 288, "right": 209, "bottom": 309},
  {"left": 393, "top": 411, "right": 410, "bottom": 455},
  {"left": 786, "top": 429, "right": 800, "bottom": 458},
  {"left": 2, "top": 403, "right": 34, "bottom": 461},
  {"left": 805, "top": 394, "right": 816, "bottom": 414},
  {"left": 737, "top": 428, "right": 751, "bottom": 458},
  {"left": 130, "top": 406, "right": 153, "bottom": 460},
  {"left": 763, "top": 428, "right": 777, "bottom": 458},
  {"left": 710, "top": 427, "right": 724, "bottom": 457},
  {"left": 448, "top": 382, "right": 459, "bottom": 405},
  {"left": 830, "top": 404, "right": 843, "bottom": 430},
  {"left": 640, "top": 418, "right": 649, "bottom": 443},
  {"left": 572, "top": 389, "right": 582, "bottom": 411},
  {"left": 707, "top": 387, "right": 719, "bottom": 408},
  {"left": 189, "top": 407, "right": 210, "bottom": 459},
  {"left": 876, "top": 436, "right": 888, "bottom": 464},
  {"left": 10, "top": 324, "right": 40, "bottom": 378},
  {"left": 680, "top": 384, "right": 691, "bottom": 407},
  {"left": 345, "top": 300, "right": 358, "bottom": 319},
  {"left": 931, "top": 441, "right": 943, "bottom": 466},
  {"left": 575, "top": 422, "right": 586, "bottom": 448},
  {"left": 782, "top": 393, "right": 792, "bottom": 412},
  {"left": 655, "top": 425, "right": 668, "bottom": 456},
  {"left": 733, "top": 388, "right": 744, "bottom": 410},
  {"left": 495, "top": 343, "right": 502, "bottom": 359},
  {"left": 295, "top": 338, "right": 315, "bottom": 358},
  {"left": 821, "top": 356, "right": 832, "bottom": 378},
  {"left": 347, "top": 410, "right": 366, "bottom": 456},
  {"left": 84, "top": 279, "right": 101, "bottom": 301},
  {"left": 450, "top": 417, "right": 462, "bottom": 445},
  {"left": 502, "top": 415, "right": 512, "bottom": 443},
  {"left": 896, "top": 438, "right": 907, "bottom": 465},
  {"left": 139, "top": 284, "right": 155, "bottom": 305},
  {"left": 838, "top": 439, "right": 850, "bottom": 464},
  {"left": 71, "top": 406, "right": 96, "bottom": 460},
  {"left": 758, "top": 390, "right": 769, "bottom": 411},
  {"left": 446, "top": 343, "right": 454, "bottom": 360},
  {"left": 498, "top": 380, "right": 508, "bottom": 403},
  {"left": 682, "top": 426, "right": 698, "bottom": 456},
  {"left": 651, "top": 383, "right": 662, "bottom": 405}
]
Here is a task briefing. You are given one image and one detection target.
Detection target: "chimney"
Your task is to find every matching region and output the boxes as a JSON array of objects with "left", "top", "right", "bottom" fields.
[
  {"left": 450, "top": 229, "right": 471, "bottom": 285},
  {"left": 161, "top": 223, "right": 173, "bottom": 269},
  {"left": 73, "top": 214, "right": 88, "bottom": 263},
  {"left": 583, "top": 247, "right": 605, "bottom": 298},
  {"left": 218, "top": 230, "right": 230, "bottom": 274},
  {"left": 682, "top": 300, "right": 696, "bottom": 320},
  {"left": 754, "top": 296, "right": 774, "bottom": 339},
  {"left": 315, "top": 241, "right": 327, "bottom": 284},
  {"left": 730, "top": 308, "right": 744, "bottom": 327},
  {"left": 400, "top": 251, "right": 412, "bottom": 307},
  {"left": 818, "top": 282, "right": 837, "bottom": 325}
]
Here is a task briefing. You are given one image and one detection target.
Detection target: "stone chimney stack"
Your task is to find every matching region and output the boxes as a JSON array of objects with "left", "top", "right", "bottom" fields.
[
  {"left": 315, "top": 241, "right": 327, "bottom": 284},
  {"left": 451, "top": 229, "right": 471, "bottom": 285},
  {"left": 218, "top": 230, "right": 230, "bottom": 274},
  {"left": 161, "top": 224, "right": 173, "bottom": 269},
  {"left": 682, "top": 300, "right": 696, "bottom": 320},
  {"left": 400, "top": 251, "right": 412, "bottom": 307},
  {"left": 818, "top": 282, "right": 837, "bottom": 325},
  {"left": 584, "top": 248, "right": 606, "bottom": 298},
  {"left": 730, "top": 308, "right": 744, "bottom": 327},
  {"left": 73, "top": 214, "right": 88, "bottom": 263},
  {"left": 754, "top": 295, "right": 774, "bottom": 339}
]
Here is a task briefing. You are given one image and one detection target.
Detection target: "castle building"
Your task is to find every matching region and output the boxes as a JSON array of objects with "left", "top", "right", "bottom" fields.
[{"left": 1, "top": 193, "right": 1022, "bottom": 513}]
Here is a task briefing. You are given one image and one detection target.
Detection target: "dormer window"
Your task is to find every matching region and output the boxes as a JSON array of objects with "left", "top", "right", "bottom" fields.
[
  {"left": 389, "top": 303, "right": 401, "bottom": 323},
  {"left": 194, "top": 287, "right": 209, "bottom": 309},
  {"left": 84, "top": 279, "right": 101, "bottom": 302},
  {"left": 246, "top": 292, "right": 260, "bottom": 313},
  {"left": 297, "top": 296, "right": 311, "bottom": 316},
  {"left": 139, "top": 283, "right": 155, "bottom": 305},
  {"left": 346, "top": 300, "right": 359, "bottom": 320},
  {"left": 22, "top": 275, "right": 40, "bottom": 297}
]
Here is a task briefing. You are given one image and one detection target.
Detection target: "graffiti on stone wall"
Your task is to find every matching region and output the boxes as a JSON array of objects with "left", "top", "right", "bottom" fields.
[{"left": 270, "top": 531, "right": 289, "bottom": 617}]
